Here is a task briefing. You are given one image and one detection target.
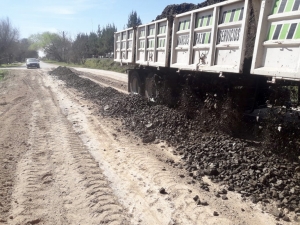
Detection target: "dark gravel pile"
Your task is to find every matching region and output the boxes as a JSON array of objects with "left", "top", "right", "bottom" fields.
[
  {"left": 155, "top": 0, "right": 226, "bottom": 20},
  {"left": 175, "top": 136, "right": 300, "bottom": 209},
  {"left": 155, "top": 3, "right": 199, "bottom": 21},
  {"left": 49, "top": 67, "right": 300, "bottom": 218}
]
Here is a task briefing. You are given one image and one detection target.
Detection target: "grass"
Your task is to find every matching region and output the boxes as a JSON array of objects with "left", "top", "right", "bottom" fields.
[
  {"left": 0, "top": 70, "right": 8, "bottom": 81},
  {"left": 0, "top": 62, "right": 22, "bottom": 68},
  {"left": 44, "top": 60, "right": 80, "bottom": 68},
  {"left": 45, "top": 58, "right": 130, "bottom": 73},
  {"left": 286, "top": 86, "right": 298, "bottom": 104}
]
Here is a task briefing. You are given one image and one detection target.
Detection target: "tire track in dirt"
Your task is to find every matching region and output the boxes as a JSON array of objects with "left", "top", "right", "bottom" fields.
[
  {"left": 1, "top": 69, "right": 287, "bottom": 225},
  {"left": 0, "top": 95, "right": 26, "bottom": 119},
  {"left": 9, "top": 73, "right": 129, "bottom": 225},
  {"left": 90, "top": 122, "right": 229, "bottom": 225},
  {"left": 0, "top": 71, "right": 34, "bottom": 224},
  {"left": 99, "top": 132, "right": 215, "bottom": 225}
]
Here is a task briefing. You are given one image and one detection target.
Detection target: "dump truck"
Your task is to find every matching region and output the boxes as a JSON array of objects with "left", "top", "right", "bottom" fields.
[{"left": 114, "top": 0, "right": 300, "bottom": 110}]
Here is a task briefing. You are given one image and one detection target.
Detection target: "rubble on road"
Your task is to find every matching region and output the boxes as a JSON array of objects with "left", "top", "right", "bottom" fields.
[{"left": 49, "top": 66, "right": 300, "bottom": 219}]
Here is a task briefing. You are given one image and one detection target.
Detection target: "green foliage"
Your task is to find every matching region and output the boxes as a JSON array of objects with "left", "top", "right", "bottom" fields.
[
  {"left": 43, "top": 60, "right": 80, "bottom": 67},
  {"left": 26, "top": 12, "right": 137, "bottom": 64},
  {"left": 45, "top": 58, "right": 129, "bottom": 73},
  {"left": 29, "top": 31, "right": 71, "bottom": 62},
  {"left": 0, "top": 62, "right": 22, "bottom": 68},
  {"left": 83, "top": 58, "right": 128, "bottom": 73},
  {"left": 70, "top": 33, "right": 89, "bottom": 64},
  {"left": 29, "top": 32, "right": 61, "bottom": 50},
  {"left": 16, "top": 38, "right": 38, "bottom": 61},
  {"left": 0, "top": 70, "right": 8, "bottom": 81},
  {"left": 127, "top": 11, "right": 142, "bottom": 28},
  {"left": 97, "top": 24, "right": 117, "bottom": 55},
  {"left": 88, "top": 32, "right": 99, "bottom": 56},
  {"left": 0, "top": 17, "right": 20, "bottom": 65},
  {"left": 69, "top": 24, "right": 117, "bottom": 64},
  {"left": 29, "top": 32, "right": 50, "bottom": 50}
]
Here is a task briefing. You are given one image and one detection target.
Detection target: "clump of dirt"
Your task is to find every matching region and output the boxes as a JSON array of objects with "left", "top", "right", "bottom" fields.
[
  {"left": 49, "top": 66, "right": 300, "bottom": 216},
  {"left": 260, "top": 107, "right": 300, "bottom": 161},
  {"left": 155, "top": 0, "right": 226, "bottom": 20},
  {"left": 155, "top": 3, "right": 199, "bottom": 21},
  {"left": 49, "top": 66, "right": 74, "bottom": 76}
]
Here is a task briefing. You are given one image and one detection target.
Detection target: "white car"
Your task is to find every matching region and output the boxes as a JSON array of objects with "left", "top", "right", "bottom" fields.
[{"left": 26, "top": 58, "right": 40, "bottom": 69}]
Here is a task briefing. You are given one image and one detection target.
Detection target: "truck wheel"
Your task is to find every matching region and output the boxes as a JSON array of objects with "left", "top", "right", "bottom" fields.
[
  {"left": 129, "top": 71, "right": 142, "bottom": 94},
  {"left": 145, "top": 73, "right": 158, "bottom": 100}
]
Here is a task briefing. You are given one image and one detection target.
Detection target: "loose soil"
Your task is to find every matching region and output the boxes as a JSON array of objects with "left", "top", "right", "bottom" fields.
[{"left": 0, "top": 67, "right": 299, "bottom": 225}]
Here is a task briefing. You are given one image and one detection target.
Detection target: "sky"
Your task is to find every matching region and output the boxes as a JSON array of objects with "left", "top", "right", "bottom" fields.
[{"left": 1, "top": 0, "right": 205, "bottom": 40}]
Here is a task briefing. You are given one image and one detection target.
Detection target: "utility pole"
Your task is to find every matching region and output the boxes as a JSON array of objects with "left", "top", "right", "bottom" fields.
[{"left": 62, "top": 31, "right": 65, "bottom": 62}]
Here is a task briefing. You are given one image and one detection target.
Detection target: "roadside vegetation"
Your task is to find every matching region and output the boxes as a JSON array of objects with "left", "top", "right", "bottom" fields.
[
  {"left": 0, "top": 17, "right": 38, "bottom": 66},
  {"left": 0, "top": 62, "right": 22, "bottom": 68},
  {"left": 45, "top": 58, "right": 130, "bottom": 73},
  {"left": 28, "top": 11, "right": 142, "bottom": 65},
  {"left": 0, "top": 70, "right": 8, "bottom": 81}
]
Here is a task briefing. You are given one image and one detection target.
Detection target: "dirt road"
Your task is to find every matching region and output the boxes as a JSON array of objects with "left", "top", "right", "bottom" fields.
[{"left": 0, "top": 68, "right": 297, "bottom": 224}]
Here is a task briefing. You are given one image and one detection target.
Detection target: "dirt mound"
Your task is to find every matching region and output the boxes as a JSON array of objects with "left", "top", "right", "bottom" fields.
[
  {"left": 155, "top": 3, "right": 198, "bottom": 20},
  {"left": 49, "top": 66, "right": 73, "bottom": 76},
  {"left": 155, "top": 0, "right": 226, "bottom": 20},
  {"left": 49, "top": 66, "right": 300, "bottom": 216}
]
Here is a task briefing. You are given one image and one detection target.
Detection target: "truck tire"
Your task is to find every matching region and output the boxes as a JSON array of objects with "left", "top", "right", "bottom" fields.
[
  {"left": 145, "top": 72, "right": 158, "bottom": 100},
  {"left": 129, "top": 71, "right": 142, "bottom": 95}
]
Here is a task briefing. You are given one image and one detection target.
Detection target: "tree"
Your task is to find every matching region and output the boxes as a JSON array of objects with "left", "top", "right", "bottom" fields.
[
  {"left": 68, "top": 23, "right": 116, "bottom": 63},
  {"left": 14, "top": 38, "right": 38, "bottom": 62},
  {"left": 70, "top": 33, "right": 89, "bottom": 64},
  {"left": 126, "top": 11, "right": 142, "bottom": 28},
  {"left": 0, "top": 17, "right": 19, "bottom": 64},
  {"left": 98, "top": 24, "right": 117, "bottom": 55},
  {"left": 29, "top": 31, "right": 71, "bottom": 62},
  {"left": 88, "top": 32, "right": 99, "bottom": 57}
]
